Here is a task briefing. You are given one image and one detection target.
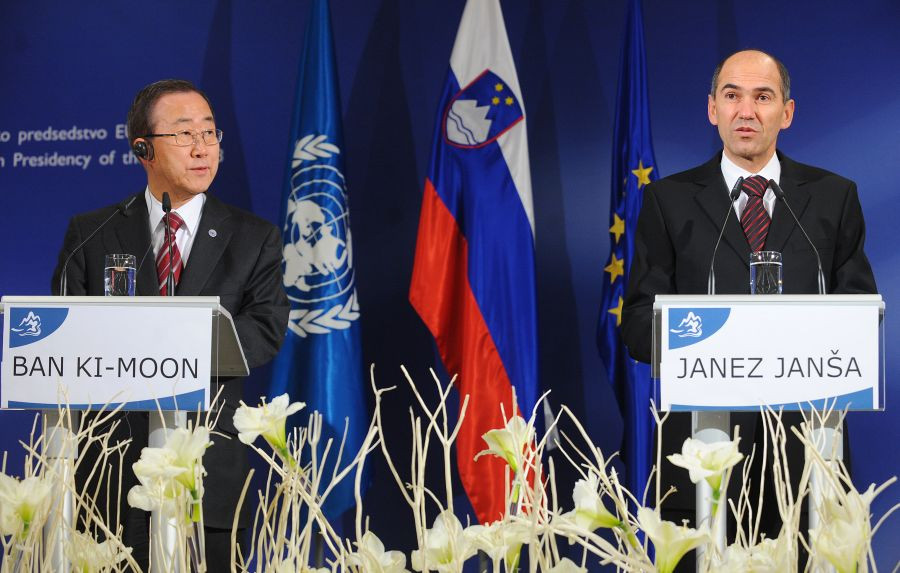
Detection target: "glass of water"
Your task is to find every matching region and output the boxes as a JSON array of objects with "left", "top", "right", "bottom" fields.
[
  {"left": 104, "top": 254, "right": 136, "bottom": 296},
  {"left": 749, "top": 251, "right": 783, "bottom": 294}
]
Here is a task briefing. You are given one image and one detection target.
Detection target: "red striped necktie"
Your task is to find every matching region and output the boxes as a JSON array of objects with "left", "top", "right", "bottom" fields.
[
  {"left": 740, "top": 175, "right": 771, "bottom": 252},
  {"left": 157, "top": 212, "right": 185, "bottom": 296}
]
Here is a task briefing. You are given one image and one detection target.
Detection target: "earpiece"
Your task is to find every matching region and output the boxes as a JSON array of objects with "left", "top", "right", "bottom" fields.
[{"left": 132, "top": 139, "right": 154, "bottom": 161}]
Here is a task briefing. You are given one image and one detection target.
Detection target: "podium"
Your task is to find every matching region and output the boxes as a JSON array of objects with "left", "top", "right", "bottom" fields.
[
  {"left": 652, "top": 294, "right": 885, "bottom": 561},
  {"left": 1, "top": 295, "right": 248, "bottom": 572}
]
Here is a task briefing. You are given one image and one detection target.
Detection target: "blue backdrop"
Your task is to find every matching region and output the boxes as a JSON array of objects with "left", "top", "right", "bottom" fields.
[{"left": 1, "top": 1, "right": 897, "bottom": 568}]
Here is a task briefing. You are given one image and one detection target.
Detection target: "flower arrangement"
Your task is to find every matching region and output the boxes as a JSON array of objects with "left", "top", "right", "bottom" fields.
[{"left": 1, "top": 374, "right": 896, "bottom": 572}]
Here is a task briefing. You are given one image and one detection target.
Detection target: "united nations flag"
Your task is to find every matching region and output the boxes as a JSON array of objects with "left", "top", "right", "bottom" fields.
[{"left": 269, "top": 0, "right": 367, "bottom": 521}]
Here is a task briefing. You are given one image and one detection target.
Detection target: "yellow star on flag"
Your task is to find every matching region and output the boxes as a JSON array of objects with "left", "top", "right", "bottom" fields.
[
  {"left": 495, "top": 83, "right": 504, "bottom": 92},
  {"left": 604, "top": 253, "right": 624, "bottom": 284},
  {"left": 505, "top": 96, "right": 513, "bottom": 105},
  {"left": 631, "top": 160, "right": 653, "bottom": 189},
  {"left": 608, "top": 296, "right": 624, "bottom": 327},
  {"left": 492, "top": 96, "right": 500, "bottom": 105},
  {"left": 609, "top": 214, "right": 625, "bottom": 244}
]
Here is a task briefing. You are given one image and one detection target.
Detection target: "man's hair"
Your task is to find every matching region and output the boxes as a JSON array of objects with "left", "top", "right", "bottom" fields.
[
  {"left": 126, "top": 79, "right": 214, "bottom": 143},
  {"left": 709, "top": 50, "right": 791, "bottom": 102}
]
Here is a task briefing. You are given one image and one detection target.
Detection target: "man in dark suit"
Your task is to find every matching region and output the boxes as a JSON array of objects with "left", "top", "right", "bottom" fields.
[
  {"left": 51, "top": 79, "right": 289, "bottom": 569},
  {"left": 621, "top": 50, "right": 877, "bottom": 543}
]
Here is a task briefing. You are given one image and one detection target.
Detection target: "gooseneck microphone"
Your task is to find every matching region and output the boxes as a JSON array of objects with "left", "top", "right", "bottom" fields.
[
  {"left": 162, "top": 192, "right": 176, "bottom": 297},
  {"left": 58, "top": 195, "right": 138, "bottom": 296},
  {"left": 768, "top": 179, "right": 827, "bottom": 295},
  {"left": 707, "top": 176, "right": 744, "bottom": 295}
]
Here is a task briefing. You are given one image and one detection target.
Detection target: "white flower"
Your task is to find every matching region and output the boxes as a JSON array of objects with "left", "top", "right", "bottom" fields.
[
  {"left": 810, "top": 485, "right": 875, "bottom": 573},
  {"left": 474, "top": 416, "right": 533, "bottom": 473},
  {"left": 411, "top": 511, "right": 475, "bottom": 572},
  {"left": 0, "top": 473, "right": 53, "bottom": 536},
  {"left": 128, "top": 447, "right": 185, "bottom": 514},
  {"left": 164, "top": 426, "right": 211, "bottom": 491},
  {"left": 233, "top": 393, "right": 305, "bottom": 453},
  {"left": 546, "top": 557, "right": 587, "bottom": 573},
  {"left": 126, "top": 477, "right": 182, "bottom": 514},
  {"left": 347, "top": 531, "right": 408, "bottom": 572},
  {"left": 64, "top": 529, "right": 132, "bottom": 572},
  {"left": 667, "top": 437, "right": 743, "bottom": 492},
  {"left": 464, "top": 519, "right": 531, "bottom": 567},
  {"left": 710, "top": 535, "right": 791, "bottom": 573},
  {"left": 564, "top": 472, "right": 622, "bottom": 531},
  {"left": 637, "top": 507, "right": 709, "bottom": 573},
  {"left": 132, "top": 447, "right": 184, "bottom": 481}
]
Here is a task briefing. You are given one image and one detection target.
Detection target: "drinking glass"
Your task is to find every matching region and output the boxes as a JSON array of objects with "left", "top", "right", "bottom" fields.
[{"left": 104, "top": 254, "right": 136, "bottom": 296}]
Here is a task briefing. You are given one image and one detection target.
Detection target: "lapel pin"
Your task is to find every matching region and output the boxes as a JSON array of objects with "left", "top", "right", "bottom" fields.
[{"left": 208, "top": 229, "right": 217, "bottom": 238}]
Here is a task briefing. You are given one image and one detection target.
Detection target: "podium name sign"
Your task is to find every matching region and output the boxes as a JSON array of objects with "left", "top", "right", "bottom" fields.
[
  {"left": 2, "top": 300, "right": 211, "bottom": 411},
  {"left": 656, "top": 295, "right": 882, "bottom": 412}
]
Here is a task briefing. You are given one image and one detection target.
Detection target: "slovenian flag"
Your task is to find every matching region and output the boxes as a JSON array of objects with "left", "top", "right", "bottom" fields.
[
  {"left": 409, "top": 0, "right": 538, "bottom": 525},
  {"left": 269, "top": 0, "right": 367, "bottom": 521}
]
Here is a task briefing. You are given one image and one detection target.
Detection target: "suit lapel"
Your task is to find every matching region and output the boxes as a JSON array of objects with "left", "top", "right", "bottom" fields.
[
  {"left": 764, "top": 153, "right": 810, "bottom": 254},
  {"left": 112, "top": 192, "right": 158, "bottom": 296},
  {"left": 176, "top": 195, "right": 232, "bottom": 296},
  {"left": 693, "top": 158, "right": 751, "bottom": 269}
]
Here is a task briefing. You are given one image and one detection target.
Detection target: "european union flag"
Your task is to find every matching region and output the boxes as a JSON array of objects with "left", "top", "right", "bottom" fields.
[
  {"left": 269, "top": 0, "right": 367, "bottom": 520},
  {"left": 598, "top": 0, "right": 659, "bottom": 505}
]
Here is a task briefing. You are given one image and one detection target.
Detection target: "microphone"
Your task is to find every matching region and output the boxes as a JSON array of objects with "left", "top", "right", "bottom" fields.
[
  {"left": 707, "top": 176, "right": 744, "bottom": 295},
  {"left": 162, "top": 192, "right": 176, "bottom": 297},
  {"left": 768, "top": 179, "right": 827, "bottom": 295},
  {"left": 58, "top": 195, "right": 138, "bottom": 296}
]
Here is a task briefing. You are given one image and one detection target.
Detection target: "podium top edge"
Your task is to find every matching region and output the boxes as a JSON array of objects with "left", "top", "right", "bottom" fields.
[
  {"left": 654, "top": 294, "right": 883, "bottom": 307},
  {"left": 1, "top": 295, "right": 221, "bottom": 308}
]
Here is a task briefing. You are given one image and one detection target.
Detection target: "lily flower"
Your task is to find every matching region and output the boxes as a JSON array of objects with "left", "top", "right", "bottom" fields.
[
  {"left": 233, "top": 393, "right": 305, "bottom": 464},
  {"left": 810, "top": 485, "right": 875, "bottom": 573},
  {"left": 710, "top": 535, "right": 792, "bottom": 573},
  {"left": 163, "top": 426, "right": 212, "bottom": 520},
  {"left": 475, "top": 416, "right": 533, "bottom": 473},
  {"left": 347, "top": 531, "right": 408, "bottom": 572},
  {"left": 65, "top": 529, "right": 132, "bottom": 572},
  {"left": 0, "top": 473, "right": 53, "bottom": 537},
  {"left": 559, "top": 472, "right": 637, "bottom": 547},
  {"left": 566, "top": 472, "right": 622, "bottom": 530},
  {"left": 667, "top": 437, "right": 743, "bottom": 515},
  {"left": 465, "top": 519, "right": 531, "bottom": 568},
  {"left": 637, "top": 507, "right": 709, "bottom": 573},
  {"left": 411, "top": 510, "right": 475, "bottom": 572}
]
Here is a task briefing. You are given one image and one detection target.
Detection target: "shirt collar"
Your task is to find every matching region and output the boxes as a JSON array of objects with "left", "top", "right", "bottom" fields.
[
  {"left": 144, "top": 187, "right": 206, "bottom": 235},
  {"left": 720, "top": 151, "right": 782, "bottom": 193}
]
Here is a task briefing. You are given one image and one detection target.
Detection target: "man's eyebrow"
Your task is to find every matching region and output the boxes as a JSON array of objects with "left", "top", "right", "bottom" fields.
[
  {"left": 720, "top": 83, "right": 776, "bottom": 94},
  {"left": 172, "top": 115, "right": 215, "bottom": 125}
]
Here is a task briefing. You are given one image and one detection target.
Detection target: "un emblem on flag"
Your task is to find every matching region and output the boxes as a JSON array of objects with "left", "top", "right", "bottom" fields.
[
  {"left": 444, "top": 70, "right": 524, "bottom": 149},
  {"left": 282, "top": 134, "right": 359, "bottom": 337}
]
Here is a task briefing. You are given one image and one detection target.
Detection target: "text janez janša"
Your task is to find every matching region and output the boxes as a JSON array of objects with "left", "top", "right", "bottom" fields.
[
  {"left": 676, "top": 350, "right": 862, "bottom": 380},
  {"left": 12, "top": 355, "right": 199, "bottom": 380}
]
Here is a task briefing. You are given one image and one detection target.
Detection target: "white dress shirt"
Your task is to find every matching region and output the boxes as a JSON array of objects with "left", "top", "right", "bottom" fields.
[
  {"left": 720, "top": 152, "right": 781, "bottom": 218},
  {"left": 144, "top": 188, "right": 206, "bottom": 264}
]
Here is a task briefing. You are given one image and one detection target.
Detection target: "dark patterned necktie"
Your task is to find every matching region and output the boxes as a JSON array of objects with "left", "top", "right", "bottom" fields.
[
  {"left": 157, "top": 212, "right": 185, "bottom": 295},
  {"left": 740, "top": 175, "right": 770, "bottom": 252}
]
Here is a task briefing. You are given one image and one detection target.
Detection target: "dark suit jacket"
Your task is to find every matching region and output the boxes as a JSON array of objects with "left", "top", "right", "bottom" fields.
[
  {"left": 621, "top": 151, "right": 877, "bottom": 515},
  {"left": 51, "top": 191, "right": 290, "bottom": 529}
]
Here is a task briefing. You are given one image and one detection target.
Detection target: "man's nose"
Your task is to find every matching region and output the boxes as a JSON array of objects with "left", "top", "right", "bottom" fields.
[
  {"left": 737, "top": 98, "right": 756, "bottom": 119},
  {"left": 190, "top": 140, "right": 208, "bottom": 156}
]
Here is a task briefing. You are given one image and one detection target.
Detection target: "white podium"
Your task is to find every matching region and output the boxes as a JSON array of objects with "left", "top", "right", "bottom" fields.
[
  {"left": 652, "top": 294, "right": 885, "bottom": 562},
  {"left": 1, "top": 295, "right": 248, "bottom": 572}
]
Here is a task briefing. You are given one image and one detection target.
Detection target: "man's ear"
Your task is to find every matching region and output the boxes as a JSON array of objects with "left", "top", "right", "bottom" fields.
[
  {"left": 781, "top": 99, "right": 795, "bottom": 129},
  {"left": 132, "top": 138, "right": 154, "bottom": 162},
  {"left": 707, "top": 94, "right": 719, "bottom": 126}
]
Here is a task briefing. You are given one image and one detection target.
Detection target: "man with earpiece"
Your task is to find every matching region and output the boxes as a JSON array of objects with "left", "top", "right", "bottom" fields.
[{"left": 51, "top": 79, "right": 290, "bottom": 569}]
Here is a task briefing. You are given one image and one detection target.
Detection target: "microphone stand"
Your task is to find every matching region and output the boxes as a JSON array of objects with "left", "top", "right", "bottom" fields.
[{"left": 151, "top": 191, "right": 187, "bottom": 572}]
